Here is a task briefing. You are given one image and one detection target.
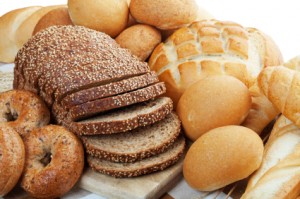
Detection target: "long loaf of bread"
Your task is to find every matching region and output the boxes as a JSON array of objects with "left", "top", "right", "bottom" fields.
[{"left": 242, "top": 115, "right": 300, "bottom": 198}]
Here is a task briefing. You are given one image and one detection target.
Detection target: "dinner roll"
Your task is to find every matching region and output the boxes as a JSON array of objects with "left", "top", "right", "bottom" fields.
[
  {"left": 115, "top": 24, "right": 161, "bottom": 61},
  {"left": 183, "top": 125, "right": 264, "bottom": 191},
  {"left": 177, "top": 75, "right": 251, "bottom": 141},
  {"left": 68, "top": 0, "right": 129, "bottom": 37},
  {"left": 129, "top": 0, "right": 204, "bottom": 30}
]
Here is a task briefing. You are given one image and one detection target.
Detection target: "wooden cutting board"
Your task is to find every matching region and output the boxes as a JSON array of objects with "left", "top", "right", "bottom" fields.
[{"left": 78, "top": 157, "right": 184, "bottom": 199}]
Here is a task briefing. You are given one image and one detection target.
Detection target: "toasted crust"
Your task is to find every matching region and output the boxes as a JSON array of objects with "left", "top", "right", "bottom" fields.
[
  {"left": 82, "top": 112, "right": 181, "bottom": 163},
  {"left": 0, "top": 90, "right": 50, "bottom": 137},
  {"left": 87, "top": 136, "right": 185, "bottom": 178},
  {"left": 60, "top": 71, "right": 159, "bottom": 109},
  {"left": 0, "top": 124, "right": 25, "bottom": 197},
  {"left": 21, "top": 125, "right": 84, "bottom": 199},
  {"left": 61, "top": 97, "right": 173, "bottom": 135},
  {"left": 67, "top": 82, "right": 166, "bottom": 121}
]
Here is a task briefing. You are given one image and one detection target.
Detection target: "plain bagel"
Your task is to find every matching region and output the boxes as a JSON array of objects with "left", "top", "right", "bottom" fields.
[
  {"left": 0, "top": 90, "right": 50, "bottom": 137},
  {"left": 21, "top": 125, "right": 84, "bottom": 198}
]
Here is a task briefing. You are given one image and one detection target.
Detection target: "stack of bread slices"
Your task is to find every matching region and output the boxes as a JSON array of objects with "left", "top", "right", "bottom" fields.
[{"left": 13, "top": 25, "right": 185, "bottom": 177}]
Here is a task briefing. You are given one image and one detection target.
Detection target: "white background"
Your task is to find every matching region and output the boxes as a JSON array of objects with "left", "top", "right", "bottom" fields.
[{"left": 0, "top": 0, "right": 299, "bottom": 61}]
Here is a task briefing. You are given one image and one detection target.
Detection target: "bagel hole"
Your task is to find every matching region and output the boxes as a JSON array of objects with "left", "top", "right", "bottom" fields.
[
  {"left": 5, "top": 102, "right": 18, "bottom": 122},
  {"left": 40, "top": 152, "right": 52, "bottom": 167}
]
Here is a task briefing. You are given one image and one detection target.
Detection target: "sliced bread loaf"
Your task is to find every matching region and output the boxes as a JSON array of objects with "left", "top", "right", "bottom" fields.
[
  {"left": 82, "top": 112, "right": 180, "bottom": 163},
  {"left": 68, "top": 82, "right": 166, "bottom": 121},
  {"left": 87, "top": 135, "right": 185, "bottom": 178},
  {"left": 60, "top": 71, "right": 159, "bottom": 109},
  {"left": 57, "top": 97, "right": 173, "bottom": 135}
]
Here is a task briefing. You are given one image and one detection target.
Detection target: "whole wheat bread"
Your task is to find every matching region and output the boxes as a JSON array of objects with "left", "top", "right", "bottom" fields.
[
  {"left": 60, "top": 71, "right": 159, "bottom": 109},
  {"left": 56, "top": 97, "right": 173, "bottom": 135},
  {"left": 68, "top": 82, "right": 166, "bottom": 121},
  {"left": 87, "top": 135, "right": 185, "bottom": 178},
  {"left": 82, "top": 112, "right": 180, "bottom": 163}
]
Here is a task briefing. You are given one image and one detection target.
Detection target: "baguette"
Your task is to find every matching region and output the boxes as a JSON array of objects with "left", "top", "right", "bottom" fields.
[{"left": 242, "top": 115, "right": 300, "bottom": 198}]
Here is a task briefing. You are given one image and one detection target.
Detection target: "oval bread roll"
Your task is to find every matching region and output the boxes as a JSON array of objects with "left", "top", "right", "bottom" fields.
[
  {"left": 177, "top": 75, "right": 252, "bottom": 141},
  {"left": 33, "top": 6, "right": 73, "bottom": 35},
  {"left": 115, "top": 24, "right": 161, "bottom": 61},
  {"left": 129, "top": 0, "right": 200, "bottom": 30},
  {"left": 68, "top": 0, "right": 129, "bottom": 37},
  {"left": 183, "top": 125, "right": 264, "bottom": 191}
]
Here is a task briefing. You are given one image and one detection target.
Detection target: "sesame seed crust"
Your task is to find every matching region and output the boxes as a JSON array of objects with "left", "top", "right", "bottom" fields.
[
  {"left": 87, "top": 136, "right": 185, "bottom": 178},
  {"left": 81, "top": 112, "right": 181, "bottom": 163},
  {"left": 68, "top": 82, "right": 166, "bottom": 121},
  {"left": 56, "top": 97, "right": 173, "bottom": 135},
  {"left": 60, "top": 72, "right": 159, "bottom": 109}
]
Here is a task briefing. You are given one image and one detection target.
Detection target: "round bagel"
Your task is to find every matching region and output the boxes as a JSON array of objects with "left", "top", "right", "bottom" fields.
[
  {"left": 21, "top": 125, "right": 84, "bottom": 198},
  {"left": 0, "top": 123, "right": 25, "bottom": 196},
  {"left": 0, "top": 90, "right": 50, "bottom": 137}
]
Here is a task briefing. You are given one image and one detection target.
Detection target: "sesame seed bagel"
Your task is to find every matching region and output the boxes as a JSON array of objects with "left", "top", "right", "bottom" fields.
[
  {"left": 60, "top": 71, "right": 159, "bottom": 110},
  {"left": 0, "top": 123, "right": 25, "bottom": 197},
  {"left": 13, "top": 25, "right": 149, "bottom": 107},
  {"left": 67, "top": 82, "right": 166, "bottom": 121},
  {"left": 82, "top": 112, "right": 181, "bottom": 163},
  {"left": 87, "top": 135, "right": 185, "bottom": 178},
  {"left": 21, "top": 125, "right": 84, "bottom": 199},
  {"left": 0, "top": 90, "right": 50, "bottom": 137}
]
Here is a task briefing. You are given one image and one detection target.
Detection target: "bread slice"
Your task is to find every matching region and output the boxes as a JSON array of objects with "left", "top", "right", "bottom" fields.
[
  {"left": 60, "top": 71, "right": 159, "bottom": 109},
  {"left": 82, "top": 112, "right": 180, "bottom": 163},
  {"left": 57, "top": 97, "right": 173, "bottom": 135},
  {"left": 68, "top": 82, "right": 166, "bottom": 121},
  {"left": 87, "top": 135, "right": 185, "bottom": 178}
]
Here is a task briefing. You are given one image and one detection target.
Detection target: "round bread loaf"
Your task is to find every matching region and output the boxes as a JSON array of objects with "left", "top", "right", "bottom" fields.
[
  {"left": 68, "top": 0, "right": 129, "bottom": 37},
  {"left": 0, "top": 124, "right": 25, "bottom": 196},
  {"left": 33, "top": 6, "right": 73, "bottom": 35},
  {"left": 183, "top": 125, "right": 264, "bottom": 191},
  {"left": 129, "top": 0, "right": 200, "bottom": 30},
  {"left": 115, "top": 24, "right": 161, "bottom": 61},
  {"left": 149, "top": 20, "right": 283, "bottom": 106},
  {"left": 177, "top": 75, "right": 251, "bottom": 141},
  {"left": 21, "top": 125, "right": 84, "bottom": 198}
]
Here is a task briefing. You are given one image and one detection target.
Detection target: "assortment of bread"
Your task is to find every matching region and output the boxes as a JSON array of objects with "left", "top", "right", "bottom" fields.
[{"left": 1, "top": 0, "right": 300, "bottom": 198}]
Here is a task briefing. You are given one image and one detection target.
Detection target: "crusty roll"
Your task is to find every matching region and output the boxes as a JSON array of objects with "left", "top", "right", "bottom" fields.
[
  {"left": 0, "top": 6, "right": 41, "bottom": 63},
  {"left": 0, "top": 124, "right": 25, "bottom": 196},
  {"left": 183, "top": 125, "right": 264, "bottom": 191},
  {"left": 258, "top": 66, "right": 300, "bottom": 128},
  {"left": 242, "top": 115, "right": 300, "bottom": 199},
  {"left": 177, "top": 75, "right": 251, "bottom": 141},
  {"left": 115, "top": 24, "right": 161, "bottom": 61},
  {"left": 33, "top": 6, "right": 73, "bottom": 35},
  {"left": 15, "top": 5, "right": 63, "bottom": 48},
  {"left": 68, "top": 0, "right": 129, "bottom": 37},
  {"left": 129, "top": 0, "right": 207, "bottom": 30},
  {"left": 149, "top": 19, "right": 283, "bottom": 106},
  {"left": 284, "top": 55, "right": 300, "bottom": 70}
]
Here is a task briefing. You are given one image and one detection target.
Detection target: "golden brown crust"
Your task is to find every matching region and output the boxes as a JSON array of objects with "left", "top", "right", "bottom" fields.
[
  {"left": 115, "top": 24, "right": 161, "bottom": 61},
  {"left": 33, "top": 6, "right": 73, "bottom": 35},
  {"left": 0, "top": 90, "right": 50, "bottom": 137},
  {"left": 21, "top": 125, "right": 84, "bottom": 199},
  {"left": 0, "top": 123, "right": 25, "bottom": 197}
]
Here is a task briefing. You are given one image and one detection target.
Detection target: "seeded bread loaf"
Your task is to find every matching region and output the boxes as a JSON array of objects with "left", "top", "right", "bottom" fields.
[
  {"left": 87, "top": 135, "right": 185, "bottom": 178},
  {"left": 67, "top": 82, "right": 166, "bottom": 121},
  {"left": 82, "top": 112, "right": 180, "bottom": 163},
  {"left": 56, "top": 97, "right": 173, "bottom": 135},
  {"left": 60, "top": 71, "right": 159, "bottom": 109}
]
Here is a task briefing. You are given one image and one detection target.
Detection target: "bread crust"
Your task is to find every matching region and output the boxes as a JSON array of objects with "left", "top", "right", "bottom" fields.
[
  {"left": 21, "top": 125, "right": 84, "bottom": 198},
  {"left": 87, "top": 136, "right": 185, "bottom": 178},
  {"left": 0, "top": 124, "right": 25, "bottom": 197},
  {"left": 82, "top": 112, "right": 181, "bottom": 163}
]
